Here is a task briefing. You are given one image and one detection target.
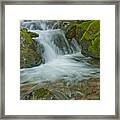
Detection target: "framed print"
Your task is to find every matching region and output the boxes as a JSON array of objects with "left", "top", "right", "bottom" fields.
[{"left": 0, "top": 0, "right": 119, "bottom": 119}]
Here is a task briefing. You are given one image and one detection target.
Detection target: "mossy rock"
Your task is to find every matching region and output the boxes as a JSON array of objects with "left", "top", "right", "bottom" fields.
[
  {"left": 76, "top": 20, "right": 93, "bottom": 41},
  {"left": 20, "top": 47, "right": 42, "bottom": 68},
  {"left": 34, "top": 88, "right": 51, "bottom": 98},
  {"left": 65, "top": 24, "right": 76, "bottom": 39},
  {"left": 88, "top": 33, "right": 100, "bottom": 58},
  {"left": 80, "top": 20, "right": 100, "bottom": 58},
  {"left": 64, "top": 20, "right": 100, "bottom": 59},
  {"left": 80, "top": 20, "right": 100, "bottom": 41},
  {"left": 20, "top": 28, "right": 43, "bottom": 69},
  {"left": 28, "top": 31, "right": 39, "bottom": 38},
  {"left": 64, "top": 20, "right": 93, "bottom": 41}
]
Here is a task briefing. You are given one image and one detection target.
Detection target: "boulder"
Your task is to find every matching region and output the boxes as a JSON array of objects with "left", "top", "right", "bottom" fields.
[
  {"left": 20, "top": 28, "right": 43, "bottom": 69},
  {"left": 62, "top": 20, "right": 100, "bottom": 59}
]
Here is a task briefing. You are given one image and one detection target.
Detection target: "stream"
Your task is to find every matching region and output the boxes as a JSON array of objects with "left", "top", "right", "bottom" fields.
[{"left": 20, "top": 20, "right": 100, "bottom": 85}]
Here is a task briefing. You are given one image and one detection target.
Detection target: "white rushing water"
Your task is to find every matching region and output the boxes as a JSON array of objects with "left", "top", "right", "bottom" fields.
[{"left": 20, "top": 21, "right": 99, "bottom": 84}]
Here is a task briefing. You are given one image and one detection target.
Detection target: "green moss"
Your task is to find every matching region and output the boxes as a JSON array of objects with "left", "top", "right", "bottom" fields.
[
  {"left": 80, "top": 20, "right": 100, "bottom": 58},
  {"left": 20, "top": 47, "right": 42, "bottom": 68},
  {"left": 81, "top": 20, "right": 100, "bottom": 41},
  {"left": 88, "top": 34, "right": 100, "bottom": 58},
  {"left": 34, "top": 88, "right": 50, "bottom": 98},
  {"left": 76, "top": 21, "right": 93, "bottom": 40},
  {"left": 20, "top": 28, "right": 42, "bottom": 68},
  {"left": 20, "top": 28, "right": 33, "bottom": 44},
  {"left": 62, "top": 20, "right": 100, "bottom": 59},
  {"left": 64, "top": 20, "right": 93, "bottom": 41}
]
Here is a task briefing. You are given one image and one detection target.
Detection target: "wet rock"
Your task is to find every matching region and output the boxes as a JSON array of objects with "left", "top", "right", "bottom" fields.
[
  {"left": 20, "top": 78, "right": 100, "bottom": 100},
  {"left": 20, "top": 28, "right": 43, "bottom": 68},
  {"left": 80, "top": 21, "right": 100, "bottom": 59},
  {"left": 62, "top": 20, "right": 100, "bottom": 59}
]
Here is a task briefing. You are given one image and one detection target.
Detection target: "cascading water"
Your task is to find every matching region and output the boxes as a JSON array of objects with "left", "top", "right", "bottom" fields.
[
  {"left": 20, "top": 20, "right": 99, "bottom": 85},
  {"left": 28, "top": 29, "right": 72, "bottom": 63}
]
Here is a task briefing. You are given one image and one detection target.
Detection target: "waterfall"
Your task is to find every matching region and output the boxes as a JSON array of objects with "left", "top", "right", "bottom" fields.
[
  {"left": 21, "top": 20, "right": 59, "bottom": 30},
  {"left": 20, "top": 20, "right": 99, "bottom": 84},
  {"left": 70, "top": 38, "right": 81, "bottom": 53},
  {"left": 30, "top": 29, "right": 72, "bottom": 63}
]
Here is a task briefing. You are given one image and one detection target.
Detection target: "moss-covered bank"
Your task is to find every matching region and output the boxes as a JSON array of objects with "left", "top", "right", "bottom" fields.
[
  {"left": 20, "top": 28, "right": 43, "bottom": 69},
  {"left": 62, "top": 20, "right": 100, "bottom": 59}
]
